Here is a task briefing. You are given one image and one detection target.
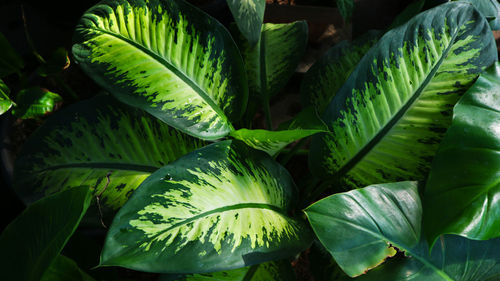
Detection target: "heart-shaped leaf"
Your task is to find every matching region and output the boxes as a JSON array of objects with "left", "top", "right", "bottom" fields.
[
  {"left": 309, "top": 2, "right": 497, "bottom": 188},
  {"left": 14, "top": 95, "right": 204, "bottom": 210},
  {"left": 227, "top": 0, "right": 266, "bottom": 45},
  {"left": 305, "top": 181, "right": 421, "bottom": 277},
  {"left": 355, "top": 235, "right": 500, "bottom": 281},
  {"left": 73, "top": 0, "right": 248, "bottom": 140},
  {"left": 0, "top": 187, "right": 92, "bottom": 281},
  {"left": 423, "top": 62, "right": 500, "bottom": 243},
  {"left": 101, "top": 140, "right": 312, "bottom": 273}
]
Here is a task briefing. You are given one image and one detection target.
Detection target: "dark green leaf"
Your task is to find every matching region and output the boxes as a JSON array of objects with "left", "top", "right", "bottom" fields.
[
  {"left": 0, "top": 79, "right": 14, "bottom": 115},
  {"left": 355, "top": 235, "right": 500, "bottom": 281},
  {"left": 336, "top": 0, "right": 354, "bottom": 21},
  {"left": 0, "top": 32, "right": 24, "bottom": 78},
  {"left": 423, "top": 62, "right": 500, "bottom": 243},
  {"left": 41, "top": 255, "right": 96, "bottom": 281},
  {"left": 14, "top": 95, "right": 204, "bottom": 210},
  {"left": 305, "top": 181, "right": 421, "bottom": 277},
  {"left": 12, "top": 87, "right": 62, "bottom": 119},
  {"left": 101, "top": 140, "right": 312, "bottom": 273},
  {"left": 37, "top": 47, "right": 71, "bottom": 77},
  {"left": 300, "top": 31, "right": 380, "bottom": 114},
  {"left": 73, "top": 0, "right": 248, "bottom": 140},
  {"left": 175, "top": 260, "right": 295, "bottom": 281},
  {"left": 0, "top": 187, "right": 92, "bottom": 281},
  {"left": 309, "top": 2, "right": 497, "bottom": 188},
  {"left": 227, "top": 0, "right": 266, "bottom": 45}
]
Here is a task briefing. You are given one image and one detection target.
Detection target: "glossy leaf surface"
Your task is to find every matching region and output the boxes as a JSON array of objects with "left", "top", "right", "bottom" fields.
[
  {"left": 423, "top": 62, "right": 500, "bottom": 243},
  {"left": 355, "top": 235, "right": 500, "bottom": 281},
  {"left": 455, "top": 0, "right": 500, "bottom": 30},
  {"left": 300, "top": 31, "right": 379, "bottom": 114},
  {"left": 176, "top": 260, "right": 295, "bottom": 281},
  {"left": 41, "top": 255, "right": 96, "bottom": 281},
  {"left": 309, "top": 2, "right": 497, "bottom": 188},
  {"left": 305, "top": 181, "right": 421, "bottom": 277},
  {"left": 101, "top": 140, "right": 312, "bottom": 273},
  {"left": 14, "top": 95, "right": 204, "bottom": 210},
  {"left": 0, "top": 32, "right": 23, "bottom": 77},
  {"left": 227, "top": 0, "right": 266, "bottom": 45},
  {"left": 236, "top": 21, "right": 307, "bottom": 100},
  {"left": 0, "top": 187, "right": 92, "bottom": 281},
  {"left": 0, "top": 79, "right": 14, "bottom": 115},
  {"left": 73, "top": 0, "right": 248, "bottom": 140},
  {"left": 12, "top": 87, "right": 62, "bottom": 119}
]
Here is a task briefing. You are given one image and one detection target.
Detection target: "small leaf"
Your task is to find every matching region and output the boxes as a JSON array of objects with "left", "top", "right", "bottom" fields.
[
  {"left": 305, "top": 181, "right": 421, "bottom": 277},
  {"left": 0, "top": 32, "right": 24, "bottom": 78},
  {"left": 423, "top": 62, "right": 500, "bottom": 244},
  {"left": 73, "top": 0, "right": 248, "bottom": 140},
  {"left": 41, "top": 255, "right": 96, "bottom": 281},
  {"left": 12, "top": 87, "right": 62, "bottom": 119},
  {"left": 14, "top": 95, "right": 204, "bottom": 210},
  {"left": 0, "top": 187, "right": 92, "bottom": 281},
  {"left": 0, "top": 79, "right": 14, "bottom": 115},
  {"left": 227, "top": 0, "right": 266, "bottom": 45},
  {"left": 175, "top": 260, "right": 295, "bottom": 281},
  {"left": 101, "top": 140, "right": 312, "bottom": 273},
  {"left": 336, "top": 0, "right": 354, "bottom": 21}
]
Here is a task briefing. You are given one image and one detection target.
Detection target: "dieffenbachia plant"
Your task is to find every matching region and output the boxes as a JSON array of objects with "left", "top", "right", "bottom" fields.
[{"left": 5, "top": 0, "right": 500, "bottom": 279}]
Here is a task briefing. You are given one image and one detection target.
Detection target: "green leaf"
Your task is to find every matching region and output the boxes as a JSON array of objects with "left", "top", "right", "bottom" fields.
[
  {"left": 41, "top": 255, "right": 96, "bottom": 281},
  {"left": 451, "top": 0, "right": 500, "bottom": 30},
  {"left": 423, "top": 62, "right": 500, "bottom": 244},
  {"left": 37, "top": 47, "right": 71, "bottom": 77},
  {"left": 305, "top": 181, "right": 421, "bottom": 277},
  {"left": 175, "top": 260, "right": 295, "bottom": 281},
  {"left": 14, "top": 95, "right": 204, "bottom": 210},
  {"left": 73, "top": 0, "right": 248, "bottom": 140},
  {"left": 0, "top": 187, "right": 92, "bottom": 281},
  {"left": 336, "top": 0, "right": 354, "bottom": 21},
  {"left": 235, "top": 21, "right": 308, "bottom": 100},
  {"left": 101, "top": 140, "right": 312, "bottom": 273},
  {"left": 0, "top": 79, "right": 14, "bottom": 115},
  {"left": 388, "top": 0, "right": 426, "bottom": 29},
  {"left": 309, "top": 2, "right": 497, "bottom": 188},
  {"left": 12, "top": 87, "right": 62, "bottom": 119},
  {"left": 300, "top": 31, "right": 380, "bottom": 114},
  {"left": 0, "top": 32, "right": 24, "bottom": 78},
  {"left": 227, "top": 0, "right": 266, "bottom": 45},
  {"left": 355, "top": 235, "right": 500, "bottom": 281}
]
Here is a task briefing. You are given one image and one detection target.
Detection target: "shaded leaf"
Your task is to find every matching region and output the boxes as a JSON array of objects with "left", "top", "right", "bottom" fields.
[
  {"left": 423, "top": 62, "right": 500, "bottom": 243},
  {"left": 336, "top": 0, "right": 354, "bottom": 21},
  {"left": 37, "top": 47, "right": 71, "bottom": 77},
  {"left": 300, "top": 31, "right": 380, "bottom": 114},
  {"left": 0, "top": 32, "right": 23, "bottom": 78},
  {"left": 14, "top": 95, "right": 204, "bottom": 210},
  {"left": 227, "top": 0, "right": 266, "bottom": 45},
  {"left": 0, "top": 187, "right": 92, "bottom": 281},
  {"left": 101, "top": 140, "right": 312, "bottom": 273},
  {"left": 309, "top": 2, "right": 497, "bottom": 188},
  {"left": 41, "top": 255, "right": 96, "bottom": 281},
  {"left": 12, "top": 87, "right": 62, "bottom": 119},
  {"left": 388, "top": 0, "right": 426, "bottom": 29},
  {"left": 305, "top": 181, "right": 421, "bottom": 277},
  {"left": 73, "top": 0, "right": 248, "bottom": 140}
]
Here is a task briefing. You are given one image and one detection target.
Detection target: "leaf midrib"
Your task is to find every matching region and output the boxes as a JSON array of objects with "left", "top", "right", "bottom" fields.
[
  {"left": 146, "top": 203, "right": 287, "bottom": 242},
  {"left": 85, "top": 26, "right": 230, "bottom": 125},
  {"left": 334, "top": 28, "right": 460, "bottom": 179}
]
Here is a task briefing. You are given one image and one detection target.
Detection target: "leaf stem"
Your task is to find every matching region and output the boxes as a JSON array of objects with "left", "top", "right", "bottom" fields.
[
  {"left": 263, "top": 97, "right": 273, "bottom": 130},
  {"left": 21, "top": 6, "right": 46, "bottom": 64}
]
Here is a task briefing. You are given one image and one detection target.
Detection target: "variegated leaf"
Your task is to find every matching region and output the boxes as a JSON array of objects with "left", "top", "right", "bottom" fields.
[
  {"left": 227, "top": 0, "right": 266, "bottom": 45},
  {"left": 309, "top": 2, "right": 497, "bottom": 188},
  {"left": 12, "top": 87, "right": 62, "bottom": 119},
  {"left": 14, "top": 95, "right": 204, "bottom": 210},
  {"left": 300, "top": 31, "right": 380, "bottom": 115},
  {"left": 73, "top": 0, "right": 248, "bottom": 140},
  {"left": 101, "top": 140, "right": 312, "bottom": 273}
]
